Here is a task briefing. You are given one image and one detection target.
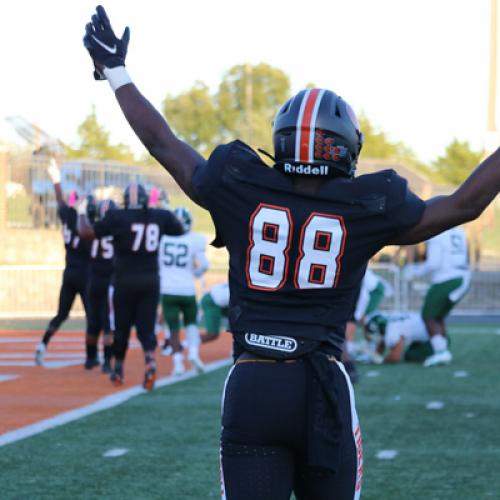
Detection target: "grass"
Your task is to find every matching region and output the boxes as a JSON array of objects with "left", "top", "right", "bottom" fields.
[{"left": 1, "top": 322, "right": 500, "bottom": 499}]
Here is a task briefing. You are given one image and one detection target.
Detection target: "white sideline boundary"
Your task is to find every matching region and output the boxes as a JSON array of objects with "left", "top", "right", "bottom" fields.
[{"left": 0, "top": 357, "right": 232, "bottom": 448}]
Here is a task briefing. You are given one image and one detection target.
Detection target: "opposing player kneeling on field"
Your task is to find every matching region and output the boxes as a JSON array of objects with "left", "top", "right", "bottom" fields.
[{"left": 365, "top": 311, "right": 435, "bottom": 364}]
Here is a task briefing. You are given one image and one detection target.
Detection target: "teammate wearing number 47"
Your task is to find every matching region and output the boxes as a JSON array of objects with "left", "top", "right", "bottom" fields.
[
  {"left": 158, "top": 206, "right": 209, "bottom": 376},
  {"left": 83, "top": 6, "right": 500, "bottom": 499},
  {"left": 78, "top": 183, "right": 183, "bottom": 390},
  {"left": 35, "top": 157, "right": 89, "bottom": 366}
]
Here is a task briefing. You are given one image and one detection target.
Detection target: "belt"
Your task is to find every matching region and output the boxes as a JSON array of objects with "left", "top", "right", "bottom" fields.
[
  {"left": 235, "top": 350, "right": 338, "bottom": 365},
  {"left": 235, "top": 351, "right": 300, "bottom": 364}
]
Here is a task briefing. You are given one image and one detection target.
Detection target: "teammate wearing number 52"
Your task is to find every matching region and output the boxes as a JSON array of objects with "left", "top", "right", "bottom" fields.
[
  {"left": 84, "top": 6, "right": 500, "bottom": 499},
  {"left": 158, "top": 207, "right": 209, "bottom": 376},
  {"left": 78, "top": 183, "right": 183, "bottom": 390}
]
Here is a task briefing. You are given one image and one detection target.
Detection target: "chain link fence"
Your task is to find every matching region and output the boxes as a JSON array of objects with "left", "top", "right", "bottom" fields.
[
  {"left": 5, "top": 154, "right": 183, "bottom": 228},
  {"left": 1, "top": 263, "right": 499, "bottom": 318}
]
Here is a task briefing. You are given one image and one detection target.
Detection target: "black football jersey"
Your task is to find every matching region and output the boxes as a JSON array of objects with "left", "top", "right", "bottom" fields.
[
  {"left": 58, "top": 204, "right": 90, "bottom": 268},
  {"left": 192, "top": 140, "right": 426, "bottom": 350},
  {"left": 89, "top": 234, "right": 114, "bottom": 277},
  {"left": 93, "top": 207, "right": 183, "bottom": 276}
]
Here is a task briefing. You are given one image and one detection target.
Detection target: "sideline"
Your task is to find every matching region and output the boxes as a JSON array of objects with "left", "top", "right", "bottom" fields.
[{"left": 0, "top": 357, "right": 232, "bottom": 448}]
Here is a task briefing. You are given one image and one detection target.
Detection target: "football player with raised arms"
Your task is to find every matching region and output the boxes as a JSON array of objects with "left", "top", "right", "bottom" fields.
[
  {"left": 83, "top": 6, "right": 500, "bottom": 499},
  {"left": 78, "top": 182, "right": 183, "bottom": 390},
  {"left": 158, "top": 206, "right": 209, "bottom": 375},
  {"left": 35, "top": 156, "right": 90, "bottom": 366}
]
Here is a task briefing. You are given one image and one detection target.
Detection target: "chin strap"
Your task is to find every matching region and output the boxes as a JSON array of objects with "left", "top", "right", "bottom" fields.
[{"left": 257, "top": 148, "right": 276, "bottom": 164}]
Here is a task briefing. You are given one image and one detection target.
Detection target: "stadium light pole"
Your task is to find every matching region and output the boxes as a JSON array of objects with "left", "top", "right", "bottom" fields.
[{"left": 486, "top": 0, "right": 499, "bottom": 155}]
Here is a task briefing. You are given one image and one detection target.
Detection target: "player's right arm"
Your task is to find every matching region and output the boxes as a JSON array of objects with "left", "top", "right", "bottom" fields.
[
  {"left": 47, "top": 158, "right": 64, "bottom": 207},
  {"left": 391, "top": 148, "right": 500, "bottom": 245},
  {"left": 384, "top": 337, "right": 404, "bottom": 364},
  {"left": 82, "top": 6, "right": 204, "bottom": 205}
]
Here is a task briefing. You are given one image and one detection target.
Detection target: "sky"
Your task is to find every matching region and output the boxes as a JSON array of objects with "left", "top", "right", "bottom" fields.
[{"left": 0, "top": 0, "right": 498, "bottom": 163}]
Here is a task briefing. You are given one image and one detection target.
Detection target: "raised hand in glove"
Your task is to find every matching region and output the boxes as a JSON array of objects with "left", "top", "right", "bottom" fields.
[
  {"left": 47, "top": 158, "right": 61, "bottom": 184},
  {"left": 83, "top": 5, "right": 130, "bottom": 80}
]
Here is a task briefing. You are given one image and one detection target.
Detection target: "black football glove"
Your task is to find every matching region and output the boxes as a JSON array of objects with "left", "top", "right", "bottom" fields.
[{"left": 83, "top": 5, "right": 130, "bottom": 80}]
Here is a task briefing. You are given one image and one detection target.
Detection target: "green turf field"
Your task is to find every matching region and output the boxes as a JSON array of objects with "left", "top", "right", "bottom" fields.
[{"left": 1, "top": 322, "right": 499, "bottom": 499}]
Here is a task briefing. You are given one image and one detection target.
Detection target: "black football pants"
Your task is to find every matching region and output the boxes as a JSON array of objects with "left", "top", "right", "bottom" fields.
[
  {"left": 112, "top": 274, "right": 159, "bottom": 361},
  {"left": 86, "top": 274, "right": 112, "bottom": 337},
  {"left": 47, "top": 267, "right": 88, "bottom": 333},
  {"left": 220, "top": 357, "right": 362, "bottom": 500}
]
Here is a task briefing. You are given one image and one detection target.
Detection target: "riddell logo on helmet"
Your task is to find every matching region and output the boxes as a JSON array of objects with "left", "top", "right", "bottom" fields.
[{"left": 283, "top": 163, "right": 330, "bottom": 175}]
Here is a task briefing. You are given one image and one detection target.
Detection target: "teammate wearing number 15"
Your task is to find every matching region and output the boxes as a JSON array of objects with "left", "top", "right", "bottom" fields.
[
  {"left": 78, "top": 182, "right": 183, "bottom": 390},
  {"left": 84, "top": 6, "right": 500, "bottom": 499}
]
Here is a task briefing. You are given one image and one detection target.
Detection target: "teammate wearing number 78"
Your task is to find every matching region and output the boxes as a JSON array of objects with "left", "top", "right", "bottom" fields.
[
  {"left": 78, "top": 183, "right": 183, "bottom": 390},
  {"left": 83, "top": 6, "right": 500, "bottom": 499}
]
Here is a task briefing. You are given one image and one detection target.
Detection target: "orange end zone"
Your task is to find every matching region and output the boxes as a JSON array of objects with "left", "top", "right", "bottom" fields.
[{"left": 0, "top": 330, "right": 233, "bottom": 435}]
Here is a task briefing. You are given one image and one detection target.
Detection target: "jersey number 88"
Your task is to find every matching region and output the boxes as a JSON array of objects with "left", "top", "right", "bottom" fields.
[{"left": 246, "top": 204, "right": 346, "bottom": 291}]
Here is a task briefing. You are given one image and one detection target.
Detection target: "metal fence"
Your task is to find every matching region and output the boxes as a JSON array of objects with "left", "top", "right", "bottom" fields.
[
  {"left": 5, "top": 155, "right": 183, "bottom": 228},
  {"left": 372, "top": 264, "right": 500, "bottom": 315},
  {"left": 0, "top": 263, "right": 498, "bottom": 318}
]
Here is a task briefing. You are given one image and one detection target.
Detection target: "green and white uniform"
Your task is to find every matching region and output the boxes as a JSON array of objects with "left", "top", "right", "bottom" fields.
[
  {"left": 158, "top": 232, "right": 208, "bottom": 332},
  {"left": 406, "top": 227, "right": 470, "bottom": 319},
  {"left": 366, "top": 311, "right": 432, "bottom": 362},
  {"left": 201, "top": 283, "right": 230, "bottom": 336}
]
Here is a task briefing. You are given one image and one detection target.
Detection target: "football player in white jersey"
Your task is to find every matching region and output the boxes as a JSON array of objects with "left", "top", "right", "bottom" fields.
[
  {"left": 404, "top": 226, "right": 471, "bottom": 367},
  {"left": 365, "top": 311, "right": 431, "bottom": 363},
  {"left": 158, "top": 207, "right": 209, "bottom": 375}
]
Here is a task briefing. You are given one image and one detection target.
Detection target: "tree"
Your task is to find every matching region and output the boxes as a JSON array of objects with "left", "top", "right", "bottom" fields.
[
  {"left": 67, "top": 106, "right": 135, "bottom": 163},
  {"left": 432, "top": 139, "right": 482, "bottom": 185},
  {"left": 359, "top": 114, "right": 405, "bottom": 160},
  {"left": 217, "top": 63, "right": 290, "bottom": 150},
  {"left": 162, "top": 63, "right": 291, "bottom": 156},
  {"left": 163, "top": 82, "right": 220, "bottom": 157}
]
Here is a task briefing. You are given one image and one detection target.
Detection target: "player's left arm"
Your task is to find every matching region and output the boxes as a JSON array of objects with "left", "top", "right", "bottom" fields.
[
  {"left": 391, "top": 147, "right": 500, "bottom": 245},
  {"left": 82, "top": 6, "right": 204, "bottom": 205}
]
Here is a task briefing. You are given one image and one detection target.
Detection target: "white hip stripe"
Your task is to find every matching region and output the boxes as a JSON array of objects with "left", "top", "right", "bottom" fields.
[
  {"left": 108, "top": 285, "right": 115, "bottom": 332},
  {"left": 336, "top": 360, "right": 363, "bottom": 500},
  {"left": 220, "top": 364, "right": 236, "bottom": 500}
]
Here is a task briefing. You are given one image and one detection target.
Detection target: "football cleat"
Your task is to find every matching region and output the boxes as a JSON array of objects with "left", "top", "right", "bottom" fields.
[
  {"left": 84, "top": 357, "right": 100, "bottom": 370},
  {"left": 188, "top": 355, "right": 206, "bottom": 374},
  {"left": 35, "top": 343, "right": 46, "bottom": 366},
  {"left": 172, "top": 352, "right": 185, "bottom": 377},
  {"left": 171, "top": 364, "right": 185, "bottom": 377},
  {"left": 110, "top": 368, "right": 124, "bottom": 386},
  {"left": 143, "top": 365, "right": 157, "bottom": 391},
  {"left": 161, "top": 339, "right": 172, "bottom": 356},
  {"left": 101, "top": 361, "right": 112, "bottom": 374},
  {"left": 423, "top": 350, "right": 453, "bottom": 367}
]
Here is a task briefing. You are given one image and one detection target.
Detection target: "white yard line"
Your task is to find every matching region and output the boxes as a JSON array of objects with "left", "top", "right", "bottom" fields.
[{"left": 0, "top": 357, "right": 232, "bottom": 447}]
